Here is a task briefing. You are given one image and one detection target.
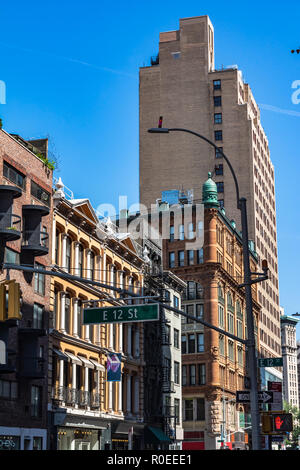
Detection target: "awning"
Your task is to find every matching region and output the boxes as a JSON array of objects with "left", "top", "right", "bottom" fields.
[
  {"left": 64, "top": 352, "right": 83, "bottom": 365},
  {"left": 89, "top": 359, "right": 105, "bottom": 372},
  {"left": 53, "top": 348, "right": 69, "bottom": 361},
  {"left": 147, "top": 426, "right": 171, "bottom": 443},
  {"left": 78, "top": 356, "right": 94, "bottom": 369}
]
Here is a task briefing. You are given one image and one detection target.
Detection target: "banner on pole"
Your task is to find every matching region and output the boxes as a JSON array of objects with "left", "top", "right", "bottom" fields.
[{"left": 107, "top": 353, "right": 122, "bottom": 382}]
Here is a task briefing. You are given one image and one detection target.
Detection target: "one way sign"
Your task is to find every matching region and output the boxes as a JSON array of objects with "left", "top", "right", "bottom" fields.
[{"left": 236, "top": 391, "right": 274, "bottom": 403}]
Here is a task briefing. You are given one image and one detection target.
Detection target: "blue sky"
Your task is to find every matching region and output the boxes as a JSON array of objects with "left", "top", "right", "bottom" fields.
[{"left": 1, "top": 1, "right": 300, "bottom": 336}]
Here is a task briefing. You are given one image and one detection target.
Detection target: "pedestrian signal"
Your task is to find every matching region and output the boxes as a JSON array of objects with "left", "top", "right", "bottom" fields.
[
  {"left": 0, "top": 281, "right": 22, "bottom": 322},
  {"left": 272, "top": 413, "right": 293, "bottom": 432}
]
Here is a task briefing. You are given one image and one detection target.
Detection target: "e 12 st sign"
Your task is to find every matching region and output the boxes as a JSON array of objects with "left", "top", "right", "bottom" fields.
[{"left": 83, "top": 303, "right": 159, "bottom": 325}]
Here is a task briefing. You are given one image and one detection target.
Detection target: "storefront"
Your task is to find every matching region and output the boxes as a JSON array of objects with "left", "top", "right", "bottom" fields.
[
  {"left": 111, "top": 421, "right": 145, "bottom": 450},
  {"left": 52, "top": 412, "right": 111, "bottom": 450},
  {"left": 0, "top": 427, "right": 47, "bottom": 450}
]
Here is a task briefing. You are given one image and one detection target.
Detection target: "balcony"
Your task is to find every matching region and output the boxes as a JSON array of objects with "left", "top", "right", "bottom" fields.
[
  {"left": 21, "top": 230, "right": 49, "bottom": 256},
  {"left": 52, "top": 386, "right": 101, "bottom": 409},
  {"left": 0, "top": 212, "right": 21, "bottom": 241}
]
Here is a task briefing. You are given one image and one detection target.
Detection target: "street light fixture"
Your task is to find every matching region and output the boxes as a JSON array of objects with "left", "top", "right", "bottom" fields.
[{"left": 148, "top": 125, "right": 268, "bottom": 450}]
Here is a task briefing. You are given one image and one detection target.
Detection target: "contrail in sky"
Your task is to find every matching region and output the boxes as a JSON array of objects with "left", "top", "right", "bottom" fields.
[
  {"left": 0, "top": 41, "right": 137, "bottom": 79},
  {"left": 259, "top": 103, "right": 300, "bottom": 117}
]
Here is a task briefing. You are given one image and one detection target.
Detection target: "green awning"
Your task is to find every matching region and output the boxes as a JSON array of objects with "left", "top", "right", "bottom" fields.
[{"left": 147, "top": 426, "right": 171, "bottom": 442}]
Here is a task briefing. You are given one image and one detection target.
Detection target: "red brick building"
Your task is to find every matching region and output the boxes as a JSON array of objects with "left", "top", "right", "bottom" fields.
[
  {"left": 0, "top": 129, "right": 53, "bottom": 450},
  {"left": 160, "top": 175, "right": 260, "bottom": 450}
]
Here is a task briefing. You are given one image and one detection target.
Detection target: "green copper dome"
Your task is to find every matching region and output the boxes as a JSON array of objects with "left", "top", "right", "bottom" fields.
[{"left": 202, "top": 172, "right": 219, "bottom": 209}]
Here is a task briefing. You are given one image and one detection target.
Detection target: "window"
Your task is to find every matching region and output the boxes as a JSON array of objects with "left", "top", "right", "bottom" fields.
[
  {"left": 188, "top": 223, "right": 194, "bottom": 239},
  {"left": 169, "top": 252, "right": 175, "bottom": 268},
  {"left": 182, "top": 365, "right": 187, "bottom": 386},
  {"left": 64, "top": 295, "right": 71, "bottom": 334},
  {"left": 218, "top": 305, "right": 224, "bottom": 328},
  {"left": 65, "top": 237, "right": 72, "bottom": 272},
  {"left": 169, "top": 251, "right": 175, "bottom": 268},
  {"left": 34, "top": 263, "right": 45, "bottom": 295},
  {"left": 216, "top": 182, "right": 224, "bottom": 193},
  {"left": 179, "top": 224, "right": 185, "bottom": 240},
  {"left": 228, "top": 340, "right": 234, "bottom": 362},
  {"left": 219, "top": 334, "right": 225, "bottom": 356},
  {"left": 186, "top": 304, "right": 195, "bottom": 324},
  {"left": 78, "top": 244, "right": 83, "bottom": 277},
  {"left": 31, "top": 385, "right": 42, "bottom": 417},
  {"left": 197, "top": 333, "right": 204, "bottom": 352},
  {"left": 89, "top": 251, "right": 95, "bottom": 280},
  {"left": 196, "top": 304, "right": 204, "bottom": 320},
  {"left": 215, "top": 130, "right": 223, "bottom": 141},
  {"left": 33, "top": 437, "right": 43, "bottom": 450},
  {"left": 0, "top": 380, "right": 18, "bottom": 399},
  {"left": 184, "top": 399, "right": 193, "bottom": 421},
  {"left": 196, "top": 398, "right": 205, "bottom": 421},
  {"left": 174, "top": 398, "right": 180, "bottom": 425},
  {"left": 215, "top": 164, "right": 223, "bottom": 176},
  {"left": 55, "top": 230, "right": 60, "bottom": 265},
  {"left": 31, "top": 181, "right": 50, "bottom": 206},
  {"left": 4, "top": 248, "right": 20, "bottom": 264},
  {"left": 174, "top": 361, "right": 180, "bottom": 384},
  {"left": 219, "top": 199, "right": 224, "bottom": 209},
  {"left": 213, "top": 80, "right": 221, "bottom": 90},
  {"left": 189, "top": 365, "right": 196, "bottom": 385},
  {"left": 188, "top": 334, "right": 195, "bottom": 354},
  {"left": 198, "top": 364, "right": 206, "bottom": 385},
  {"left": 170, "top": 225, "right": 175, "bottom": 242},
  {"left": 173, "top": 295, "right": 179, "bottom": 309},
  {"left": 197, "top": 248, "right": 204, "bottom": 264},
  {"left": 227, "top": 312, "right": 234, "bottom": 335},
  {"left": 3, "top": 161, "right": 26, "bottom": 189},
  {"left": 178, "top": 250, "right": 185, "bottom": 266},
  {"left": 174, "top": 328, "right": 179, "bottom": 349},
  {"left": 188, "top": 250, "right": 194, "bottom": 266},
  {"left": 33, "top": 303, "right": 43, "bottom": 329},
  {"left": 214, "top": 96, "right": 222, "bottom": 107},
  {"left": 214, "top": 113, "right": 222, "bottom": 124},
  {"left": 215, "top": 147, "right": 223, "bottom": 158},
  {"left": 182, "top": 335, "right": 187, "bottom": 354}
]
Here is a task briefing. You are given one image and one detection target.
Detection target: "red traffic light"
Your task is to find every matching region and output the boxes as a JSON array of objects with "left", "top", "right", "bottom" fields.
[
  {"left": 158, "top": 116, "right": 163, "bottom": 128},
  {"left": 272, "top": 413, "right": 293, "bottom": 432}
]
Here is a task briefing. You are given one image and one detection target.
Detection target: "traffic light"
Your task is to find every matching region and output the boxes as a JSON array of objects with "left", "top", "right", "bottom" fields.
[
  {"left": 272, "top": 413, "right": 293, "bottom": 432},
  {"left": 0, "top": 280, "right": 22, "bottom": 322},
  {"left": 158, "top": 116, "right": 163, "bottom": 128}
]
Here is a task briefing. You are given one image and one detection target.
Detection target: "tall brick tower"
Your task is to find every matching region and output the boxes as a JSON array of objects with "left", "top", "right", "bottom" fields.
[{"left": 139, "top": 16, "right": 280, "bottom": 362}]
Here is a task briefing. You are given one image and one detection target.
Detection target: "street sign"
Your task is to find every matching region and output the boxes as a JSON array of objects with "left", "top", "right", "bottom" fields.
[
  {"left": 268, "top": 381, "right": 282, "bottom": 392},
  {"left": 258, "top": 357, "right": 283, "bottom": 367},
  {"left": 83, "top": 303, "right": 159, "bottom": 325},
  {"left": 236, "top": 390, "right": 274, "bottom": 404}
]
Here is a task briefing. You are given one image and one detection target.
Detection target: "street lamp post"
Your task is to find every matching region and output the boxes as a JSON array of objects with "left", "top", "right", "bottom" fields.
[{"left": 148, "top": 126, "right": 268, "bottom": 450}]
